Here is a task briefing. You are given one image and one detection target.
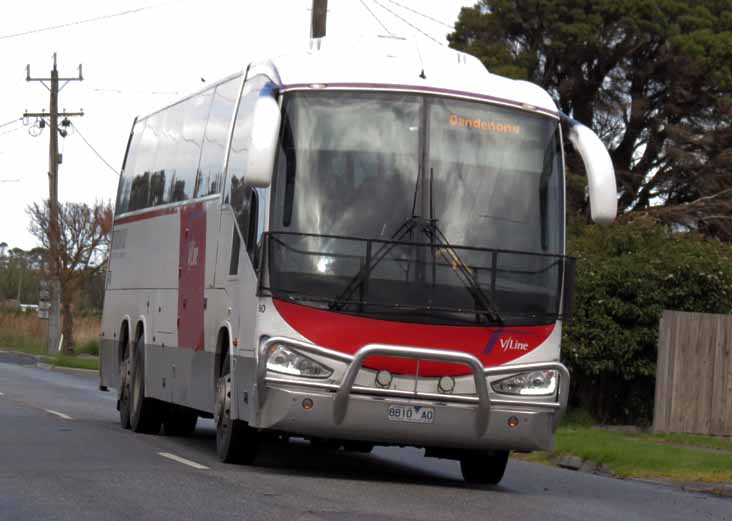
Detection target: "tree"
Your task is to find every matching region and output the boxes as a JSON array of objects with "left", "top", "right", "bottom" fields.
[
  {"left": 448, "top": 1, "right": 732, "bottom": 238},
  {"left": 27, "top": 201, "right": 112, "bottom": 353},
  {"left": 0, "top": 247, "right": 42, "bottom": 306}
]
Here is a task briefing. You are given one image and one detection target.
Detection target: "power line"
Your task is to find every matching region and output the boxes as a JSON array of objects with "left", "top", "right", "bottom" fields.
[
  {"left": 386, "top": 0, "right": 453, "bottom": 29},
  {"left": 0, "top": 126, "right": 22, "bottom": 137},
  {"left": 359, "top": 0, "right": 392, "bottom": 34},
  {"left": 0, "top": 3, "right": 167, "bottom": 41},
  {"left": 0, "top": 118, "right": 21, "bottom": 129},
  {"left": 70, "top": 123, "right": 120, "bottom": 177},
  {"left": 370, "top": 0, "right": 444, "bottom": 46},
  {"left": 92, "top": 88, "right": 180, "bottom": 96}
]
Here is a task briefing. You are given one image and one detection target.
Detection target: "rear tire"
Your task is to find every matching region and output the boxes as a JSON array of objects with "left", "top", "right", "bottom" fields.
[
  {"left": 460, "top": 450, "right": 510, "bottom": 486},
  {"left": 118, "top": 343, "right": 131, "bottom": 430},
  {"left": 163, "top": 405, "right": 198, "bottom": 437},
  {"left": 215, "top": 352, "right": 258, "bottom": 464},
  {"left": 129, "top": 335, "right": 162, "bottom": 434}
]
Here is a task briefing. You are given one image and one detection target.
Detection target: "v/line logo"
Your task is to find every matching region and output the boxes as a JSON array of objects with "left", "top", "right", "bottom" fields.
[{"left": 499, "top": 337, "right": 529, "bottom": 352}]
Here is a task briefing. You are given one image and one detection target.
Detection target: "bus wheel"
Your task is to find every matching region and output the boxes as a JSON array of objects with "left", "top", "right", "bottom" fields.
[
  {"left": 163, "top": 405, "right": 198, "bottom": 437},
  {"left": 129, "top": 335, "right": 162, "bottom": 434},
  {"left": 459, "top": 450, "right": 509, "bottom": 486},
  {"left": 118, "top": 344, "right": 131, "bottom": 429},
  {"left": 214, "top": 354, "right": 258, "bottom": 464}
]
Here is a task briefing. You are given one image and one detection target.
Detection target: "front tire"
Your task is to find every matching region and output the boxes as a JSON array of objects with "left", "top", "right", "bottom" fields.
[
  {"left": 460, "top": 450, "right": 510, "bottom": 485},
  {"left": 215, "top": 353, "right": 258, "bottom": 464},
  {"left": 129, "top": 335, "right": 161, "bottom": 434}
]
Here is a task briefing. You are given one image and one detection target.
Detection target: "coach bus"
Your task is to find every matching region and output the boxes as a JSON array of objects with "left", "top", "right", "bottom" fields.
[{"left": 99, "top": 36, "right": 616, "bottom": 485}]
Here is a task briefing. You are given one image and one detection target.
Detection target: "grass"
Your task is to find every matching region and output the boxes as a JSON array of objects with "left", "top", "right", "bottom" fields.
[
  {"left": 0, "top": 310, "right": 100, "bottom": 356},
  {"left": 632, "top": 431, "right": 732, "bottom": 453},
  {"left": 40, "top": 355, "right": 99, "bottom": 371},
  {"left": 515, "top": 413, "right": 732, "bottom": 483},
  {"left": 75, "top": 338, "right": 100, "bottom": 356},
  {"left": 0, "top": 311, "right": 46, "bottom": 354},
  {"left": 1, "top": 310, "right": 100, "bottom": 371}
]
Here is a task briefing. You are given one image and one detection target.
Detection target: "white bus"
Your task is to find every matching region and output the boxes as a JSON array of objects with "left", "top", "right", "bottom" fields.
[{"left": 100, "top": 36, "right": 616, "bottom": 485}]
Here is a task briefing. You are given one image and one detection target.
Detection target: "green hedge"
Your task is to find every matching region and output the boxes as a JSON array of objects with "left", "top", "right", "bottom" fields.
[{"left": 564, "top": 217, "right": 732, "bottom": 423}]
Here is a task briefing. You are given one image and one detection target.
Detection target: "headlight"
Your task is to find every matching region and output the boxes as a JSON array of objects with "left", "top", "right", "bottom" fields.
[
  {"left": 491, "top": 370, "right": 558, "bottom": 396},
  {"left": 266, "top": 344, "right": 333, "bottom": 379}
]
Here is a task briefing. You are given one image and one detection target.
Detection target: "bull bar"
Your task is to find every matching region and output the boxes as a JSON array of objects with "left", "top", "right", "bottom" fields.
[{"left": 256, "top": 336, "right": 570, "bottom": 434}]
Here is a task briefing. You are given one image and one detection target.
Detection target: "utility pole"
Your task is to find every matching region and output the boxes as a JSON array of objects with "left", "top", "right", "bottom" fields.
[
  {"left": 311, "top": 0, "right": 328, "bottom": 38},
  {"left": 24, "top": 53, "right": 83, "bottom": 354}
]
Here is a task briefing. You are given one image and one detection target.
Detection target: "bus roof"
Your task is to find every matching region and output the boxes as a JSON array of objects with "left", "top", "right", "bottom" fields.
[
  {"left": 260, "top": 36, "right": 559, "bottom": 117},
  {"left": 137, "top": 36, "right": 559, "bottom": 123}
]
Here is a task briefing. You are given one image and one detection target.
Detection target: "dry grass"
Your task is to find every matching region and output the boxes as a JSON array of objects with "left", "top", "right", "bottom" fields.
[{"left": 0, "top": 310, "right": 100, "bottom": 354}]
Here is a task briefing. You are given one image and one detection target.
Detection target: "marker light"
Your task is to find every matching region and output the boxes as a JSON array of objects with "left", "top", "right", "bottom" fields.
[
  {"left": 438, "top": 376, "right": 455, "bottom": 394},
  {"left": 375, "top": 370, "right": 392, "bottom": 388},
  {"left": 507, "top": 416, "right": 520, "bottom": 428},
  {"left": 266, "top": 344, "right": 332, "bottom": 379},
  {"left": 491, "top": 370, "right": 558, "bottom": 396}
]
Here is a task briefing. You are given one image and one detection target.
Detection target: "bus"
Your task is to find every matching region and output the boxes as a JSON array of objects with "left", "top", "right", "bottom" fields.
[{"left": 100, "top": 36, "right": 616, "bottom": 485}]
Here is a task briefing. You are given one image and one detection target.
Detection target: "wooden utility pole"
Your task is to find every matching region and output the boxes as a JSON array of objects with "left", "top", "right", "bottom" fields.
[
  {"left": 311, "top": 0, "right": 328, "bottom": 38},
  {"left": 24, "top": 53, "right": 83, "bottom": 354}
]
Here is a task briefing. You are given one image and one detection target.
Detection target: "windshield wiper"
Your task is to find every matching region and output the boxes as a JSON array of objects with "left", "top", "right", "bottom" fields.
[
  {"left": 421, "top": 220, "right": 503, "bottom": 325},
  {"left": 329, "top": 216, "right": 503, "bottom": 325},
  {"left": 330, "top": 215, "right": 422, "bottom": 312},
  {"left": 331, "top": 168, "right": 424, "bottom": 312},
  {"left": 330, "top": 165, "right": 503, "bottom": 325},
  {"left": 422, "top": 166, "right": 502, "bottom": 325}
]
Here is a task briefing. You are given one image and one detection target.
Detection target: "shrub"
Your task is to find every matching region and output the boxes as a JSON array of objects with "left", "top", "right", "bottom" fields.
[{"left": 564, "top": 216, "right": 732, "bottom": 423}]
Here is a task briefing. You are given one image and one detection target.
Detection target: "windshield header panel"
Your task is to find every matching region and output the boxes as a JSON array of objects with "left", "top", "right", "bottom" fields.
[{"left": 279, "top": 83, "right": 560, "bottom": 120}]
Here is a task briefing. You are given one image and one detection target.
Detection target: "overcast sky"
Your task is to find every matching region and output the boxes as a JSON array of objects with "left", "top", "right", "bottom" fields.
[{"left": 0, "top": 0, "right": 471, "bottom": 250}]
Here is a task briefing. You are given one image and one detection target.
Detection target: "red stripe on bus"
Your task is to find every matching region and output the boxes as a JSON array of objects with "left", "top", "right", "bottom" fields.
[
  {"left": 273, "top": 299, "right": 554, "bottom": 376},
  {"left": 114, "top": 207, "right": 177, "bottom": 225}
]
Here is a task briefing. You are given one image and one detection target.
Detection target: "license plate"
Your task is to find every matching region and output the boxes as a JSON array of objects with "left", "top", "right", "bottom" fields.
[{"left": 387, "top": 404, "right": 435, "bottom": 424}]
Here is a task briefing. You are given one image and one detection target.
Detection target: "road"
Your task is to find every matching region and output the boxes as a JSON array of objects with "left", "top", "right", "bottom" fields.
[{"left": 0, "top": 358, "right": 729, "bottom": 521}]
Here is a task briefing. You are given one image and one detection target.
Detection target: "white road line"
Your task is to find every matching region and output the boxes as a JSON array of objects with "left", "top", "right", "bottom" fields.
[
  {"left": 0, "top": 391, "right": 4, "bottom": 396},
  {"left": 45, "top": 409, "right": 73, "bottom": 420},
  {"left": 158, "top": 452, "right": 210, "bottom": 470}
]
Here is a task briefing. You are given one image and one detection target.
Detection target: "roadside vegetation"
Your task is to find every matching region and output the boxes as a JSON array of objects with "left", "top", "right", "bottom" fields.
[
  {"left": 516, "top": 411, "right": 732, "bottom": 483},
  {"left": 0, "top": 308, "right": 100, "bottom": 370},
  {"left": 39, "top": 354, "right": 99, "bottom": 371},
  {"left": 564, "top": 218, "right": 732, "bottom": 423},
  {"left": 0, "top": 310, "right": 48, "bottom": 355}
]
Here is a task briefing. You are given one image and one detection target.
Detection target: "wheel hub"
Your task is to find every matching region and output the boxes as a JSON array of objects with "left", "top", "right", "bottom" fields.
[{"left": 214, "top": 375, "right": 231, "bottom": 427}]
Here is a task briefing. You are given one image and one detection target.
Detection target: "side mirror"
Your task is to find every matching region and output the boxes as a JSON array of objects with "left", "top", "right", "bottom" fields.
[
  {"left": 564, "top": 117, "right": 617, "bottom": 224},
  {"left": 245, "top": 92, "right": 281, "bottom": 188}
]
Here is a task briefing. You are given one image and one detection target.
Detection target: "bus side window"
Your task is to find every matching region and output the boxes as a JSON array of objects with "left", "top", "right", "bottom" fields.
[{"left": 196, "top": 76, "right": 241, "bottom": 197}]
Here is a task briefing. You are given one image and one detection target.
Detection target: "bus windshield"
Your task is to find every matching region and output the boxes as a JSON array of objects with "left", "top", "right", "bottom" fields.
[{"left": 266, "top": 91, "right": 567, "bottom": 326}]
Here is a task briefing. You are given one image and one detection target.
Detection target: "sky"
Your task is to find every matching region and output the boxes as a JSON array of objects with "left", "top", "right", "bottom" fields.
[{"left": 0, "top": 0, "right": 473, "bottom": 251}]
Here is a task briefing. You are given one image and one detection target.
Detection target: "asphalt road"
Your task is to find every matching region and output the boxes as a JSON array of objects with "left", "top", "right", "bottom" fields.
[{"left": 0, "top": 359, "right": 729, "bottom": 521}]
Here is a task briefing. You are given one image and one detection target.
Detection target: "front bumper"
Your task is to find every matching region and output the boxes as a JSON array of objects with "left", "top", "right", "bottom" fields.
[{"left": 253, "top": 337, "right": 569, "bottom": 452}]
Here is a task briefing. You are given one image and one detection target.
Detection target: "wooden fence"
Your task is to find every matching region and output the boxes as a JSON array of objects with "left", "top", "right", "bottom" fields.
[{"left": 653, "top": 310, "right": 732, "bottom": 435}]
